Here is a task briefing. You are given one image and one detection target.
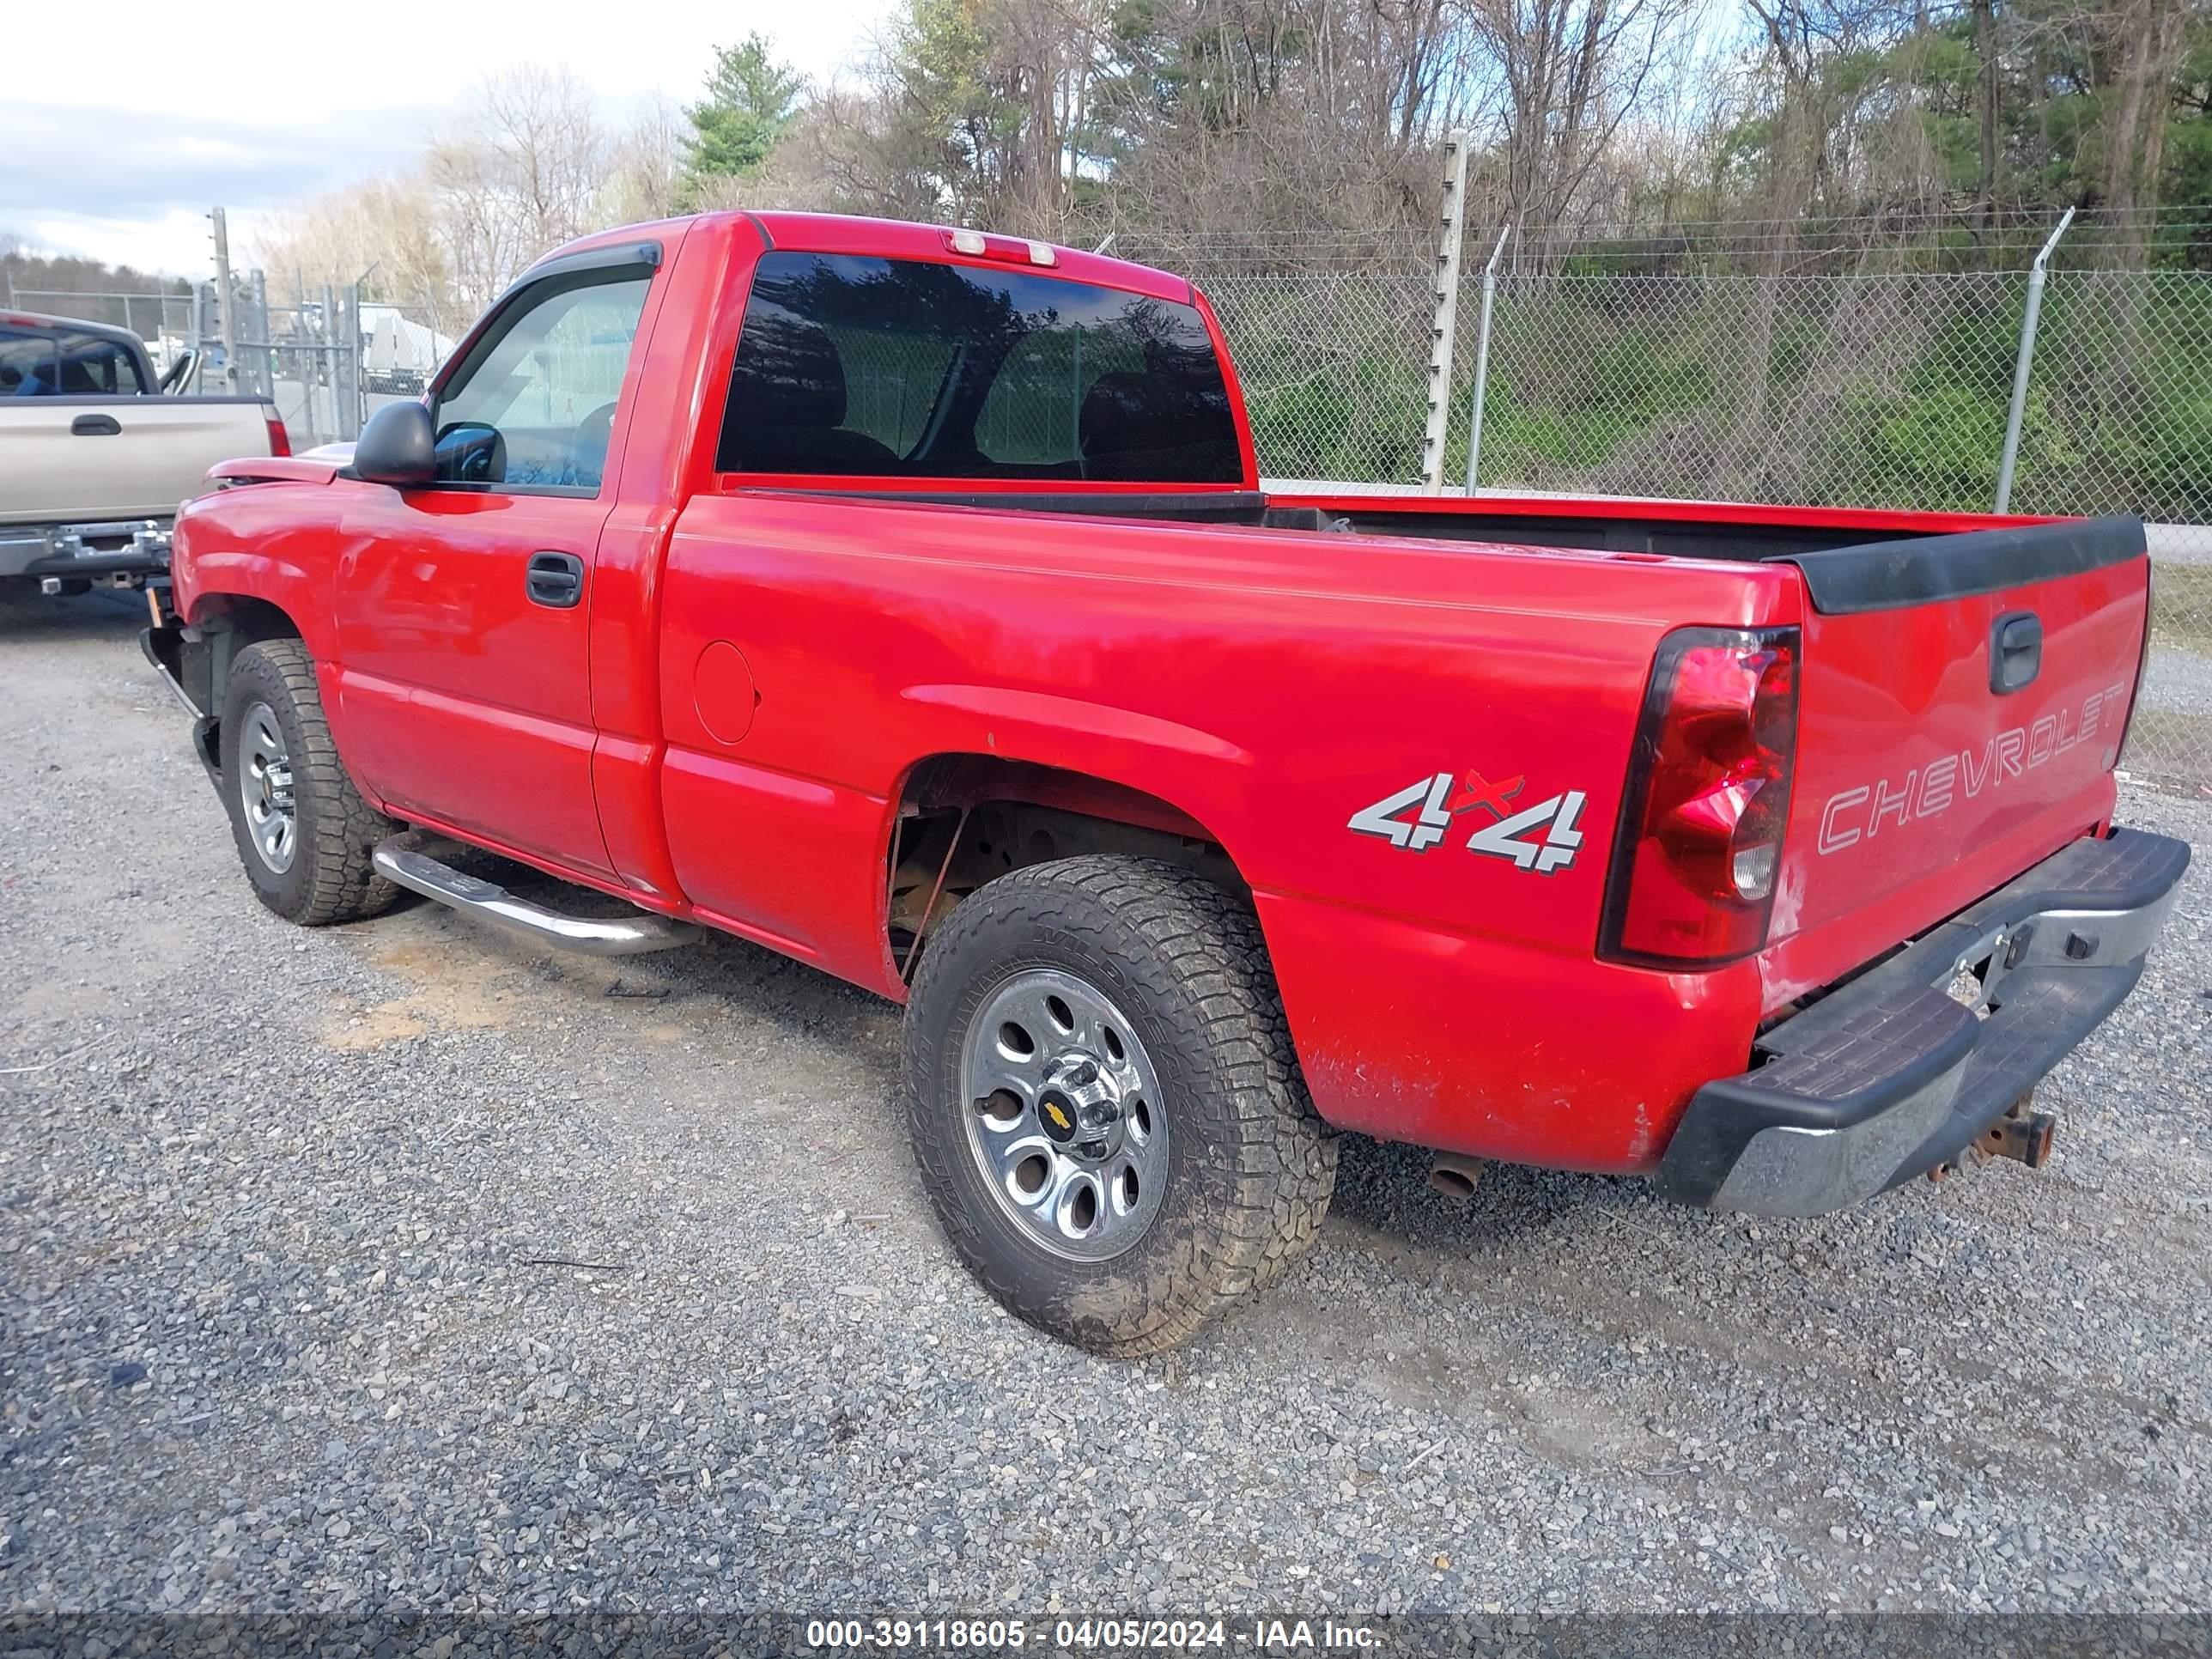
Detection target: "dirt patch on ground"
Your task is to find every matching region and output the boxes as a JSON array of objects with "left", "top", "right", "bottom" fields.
[{"left": 318, "top": 931, "right": 532, "bottom": 1050}]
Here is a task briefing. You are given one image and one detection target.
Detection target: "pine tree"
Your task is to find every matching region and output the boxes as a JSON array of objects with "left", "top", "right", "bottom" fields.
[{"left": 683, "top": 34, "right": 805, "bottom": 198}]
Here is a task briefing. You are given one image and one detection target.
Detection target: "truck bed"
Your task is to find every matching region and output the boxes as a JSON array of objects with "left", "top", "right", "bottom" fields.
[
  {"left": 715, "top": 478, "right": 2150, "bottom": 1016},
  {"left": 0, "top": 394, "right": 282, "bottom": 528},
  {"left": 795, "top": 478, "right": 2096, "bottom": 566}
]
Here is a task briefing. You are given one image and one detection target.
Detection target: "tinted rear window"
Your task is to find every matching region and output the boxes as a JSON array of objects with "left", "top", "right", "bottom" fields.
[
  {"left": 0, "top": 327, "right": 60, "bottom": 396},
  {"left": 0, "top": 326, "right": 145, "bottom": 396},
  {"left": 716, "top": 252, "right": 1241, "bottom": 483},
  {"left": 58, "top": 331, "right": 146, "bottom": 394}
]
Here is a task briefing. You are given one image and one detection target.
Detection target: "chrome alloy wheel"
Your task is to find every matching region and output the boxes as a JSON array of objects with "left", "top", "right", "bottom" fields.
[
  {"left": 960, "top": 969, "right": 1168, "bottom": 1261},
  {"left": 237, "top": 699, "right": 298, "bottom": 874}
]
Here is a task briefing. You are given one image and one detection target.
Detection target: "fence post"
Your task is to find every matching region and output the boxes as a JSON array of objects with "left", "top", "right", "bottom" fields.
[
  {"left": 1462, "top": 227, "right": 1513, "bottom": 495},
  {"left": 249, "top": 270, "right": 269, "bottom": 400},
  {"left": 1995, "top": 205, "right": 2075, "bottom": 514},
  {"left": 340, "top": 284, "right": 363, "bottom": 441},
  {"left": 1420, "top": 132, "right": 1471, "bottom": 492},
  {"left": 210, "top": 207, "right": 240, "bottom": 393}
]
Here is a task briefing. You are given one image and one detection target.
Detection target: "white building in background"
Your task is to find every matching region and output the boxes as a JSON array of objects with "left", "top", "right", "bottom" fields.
[{"left": 358, "top": 305, "right": 455, "bottom": 394}]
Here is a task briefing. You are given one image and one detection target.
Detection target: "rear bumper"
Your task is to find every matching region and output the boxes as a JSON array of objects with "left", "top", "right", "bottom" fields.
[
  {"left": 0, "top": 520, "right": 173, "bottom": 580},
  {"left": 1658, "top": 827, "right": 2191, "bottom": 1217}
]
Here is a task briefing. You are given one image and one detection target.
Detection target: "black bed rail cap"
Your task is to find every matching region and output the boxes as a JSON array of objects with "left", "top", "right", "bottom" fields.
[{"left": 1771, "top": 514, "right": 2146, "bottom": 616}]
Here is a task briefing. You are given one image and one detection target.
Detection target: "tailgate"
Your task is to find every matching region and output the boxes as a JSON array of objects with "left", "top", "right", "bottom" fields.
[
  {"left": 0, "top": 398, "right": 271, "bottom": 526},
  {"left": 1763, "top": 516, "right": 2148, "bottom": 1007}
]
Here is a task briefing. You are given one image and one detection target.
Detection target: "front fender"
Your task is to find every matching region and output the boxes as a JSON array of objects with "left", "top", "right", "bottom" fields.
[{"left": 173, "top": 486, "right": 338, "bottom": 660}]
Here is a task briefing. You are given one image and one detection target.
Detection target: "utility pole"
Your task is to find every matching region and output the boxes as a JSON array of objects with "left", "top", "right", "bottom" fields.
[
  {"left": 210, "top": 206, "right": 238, "bottom": 392},
  {"left": 1420, "top": 133, "right": 1472, "bottom": 494}
]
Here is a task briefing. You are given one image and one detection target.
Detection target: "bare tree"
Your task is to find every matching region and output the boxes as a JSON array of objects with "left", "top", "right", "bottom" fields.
[
  {"left": 1458, "top": 0, "right": 1693, "bottom": 254},
  {"left": 429, "top": 66, "right": 607, "bottom": 307},
  {"left": 251, "top": 173, "right": 451, "bottom": 305},
  {"left": 602, "top": 95, "right": 689, "bottom": 223},
  {"left": 2100, "top": 0, "right": 2191, "bottom": 267}
]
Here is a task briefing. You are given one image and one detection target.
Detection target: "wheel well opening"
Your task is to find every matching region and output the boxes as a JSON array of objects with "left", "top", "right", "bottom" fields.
[
  {"left": 195, "top": 593, "right": 303, "bottom": 649},
  {"left": 180, "top": 594, "right": 304, "bottom": 735},
  {"left": 886, "top": 757, "right": 1247, "bottom": 972}
]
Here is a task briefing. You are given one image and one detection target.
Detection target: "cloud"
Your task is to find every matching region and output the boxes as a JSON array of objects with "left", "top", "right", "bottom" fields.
[
  {"left": 1, "top": 0, "right": 895, "bottom": 275},
  {"left": 0, "top": 103, "right": 435, "bottom": 260}
]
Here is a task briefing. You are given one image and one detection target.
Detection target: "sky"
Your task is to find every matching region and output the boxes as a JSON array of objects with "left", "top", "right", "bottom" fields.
[{"left": 2, "top": 0, "right": 896, "bottom": 279}]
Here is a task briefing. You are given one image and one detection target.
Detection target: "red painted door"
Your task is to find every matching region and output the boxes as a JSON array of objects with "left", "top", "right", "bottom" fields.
[
  {"left": 332, "top": 252, "right": 661, "bottom": 874},
  {"left": 335, "top": 489, "right": 615, "bottom": 871}
]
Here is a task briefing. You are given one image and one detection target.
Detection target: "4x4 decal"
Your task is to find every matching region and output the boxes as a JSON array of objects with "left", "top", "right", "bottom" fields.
[{"left": 1348, "top": 769, "right": 1588, "bottom": 874}]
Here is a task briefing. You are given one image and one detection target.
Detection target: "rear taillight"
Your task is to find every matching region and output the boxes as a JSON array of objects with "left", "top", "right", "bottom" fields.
[
  {"left": 265, "top": 415, "right": 290, "bottom": 457},
  {"left": 1599, "top": 626, "right": 1801, "bottom": 967}
]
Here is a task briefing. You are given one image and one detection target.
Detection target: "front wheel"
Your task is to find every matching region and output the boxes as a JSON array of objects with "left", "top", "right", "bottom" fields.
[
  {"left": 902, "top": 856, "right": 1337, "bottom": 1357},
  {"left": 218, "top": 639, "right": 400, "bottom": 926}
]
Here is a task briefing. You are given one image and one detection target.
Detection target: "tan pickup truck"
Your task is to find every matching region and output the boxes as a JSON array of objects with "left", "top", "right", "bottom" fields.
[{"left": 1, "top": 310, "right": 286, "bottom": 599}]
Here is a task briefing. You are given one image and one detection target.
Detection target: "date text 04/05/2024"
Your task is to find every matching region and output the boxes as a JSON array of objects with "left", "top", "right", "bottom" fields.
[{"left": 801, "top": 1616, "right": 1383, "bottom": 1650}]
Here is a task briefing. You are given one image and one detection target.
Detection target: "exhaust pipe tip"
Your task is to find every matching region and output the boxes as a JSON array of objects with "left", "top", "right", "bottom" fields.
[{"left": 1428, "top": 1153, "right": 1484, "bottom": 1204}]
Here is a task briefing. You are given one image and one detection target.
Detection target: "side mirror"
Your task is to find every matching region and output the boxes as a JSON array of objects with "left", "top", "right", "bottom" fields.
[
  {"left": 157, "top": 349, "right": 200, "bottom": 395},
  {"left": 433, "top": 421, "right": 506, "bottom": 484},
  {"left": 353, "top": 400, "right": 435, "bottom": 486}
]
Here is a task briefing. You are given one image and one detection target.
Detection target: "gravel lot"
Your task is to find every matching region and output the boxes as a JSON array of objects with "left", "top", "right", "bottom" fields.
[{"left": 3, "top": 592, "right": 2210, "bottom": 1621}]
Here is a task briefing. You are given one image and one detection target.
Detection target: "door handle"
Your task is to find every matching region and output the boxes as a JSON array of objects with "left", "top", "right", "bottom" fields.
[
  {"left": 526, "top": 550, "right": 586, "bottom": 610},
  {"left": 70, "top": 413, "right": 122, "bottom": 436},
  {"left": 1990, "top": 611, "right": 2042, "bottom": 694}
]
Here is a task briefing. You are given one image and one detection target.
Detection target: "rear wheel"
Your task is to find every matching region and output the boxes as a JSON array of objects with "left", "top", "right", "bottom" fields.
[
  {"left": 903, "top": 856, "right": 1336, "bottom": 1356},
  {"left": 218, "top": 639, "right": 400, "bottom": 926}
]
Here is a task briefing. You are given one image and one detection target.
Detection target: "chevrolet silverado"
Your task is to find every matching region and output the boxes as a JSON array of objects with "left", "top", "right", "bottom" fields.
[{"left": 143, "top": 211, "right": 2189, "bottom": 1354}]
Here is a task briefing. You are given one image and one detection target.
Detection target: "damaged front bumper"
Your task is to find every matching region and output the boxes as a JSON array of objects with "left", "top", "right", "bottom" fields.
[{"left": 1659, "top": 826, "right": 2191, "bottom": 1217}]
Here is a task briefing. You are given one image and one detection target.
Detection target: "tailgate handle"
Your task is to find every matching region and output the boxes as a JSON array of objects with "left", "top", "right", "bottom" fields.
[
  {"left": 1990, "top": 611, "right": 2042, "bottom": 694},
  {"left": 70, "top": 413, "right": 122, "bottom": 436},
  {"left": 526, "top": 550, "right": 586, "bottom": 610}
]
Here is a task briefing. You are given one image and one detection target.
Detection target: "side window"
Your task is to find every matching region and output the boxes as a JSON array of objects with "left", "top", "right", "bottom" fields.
[
  {"left": 431, "top": 268, "right": 652, "bottom": 491},
  {"left": 0, "top": 328, "right": 61, "bottom": 397},
  {"left": 57, "top": 332, "right": 146, "bottom": 394}
]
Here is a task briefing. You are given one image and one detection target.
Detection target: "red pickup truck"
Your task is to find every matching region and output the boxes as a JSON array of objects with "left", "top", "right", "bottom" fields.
[{"left": 145, "top": 210, "right": 2189, "bottom": 1355}]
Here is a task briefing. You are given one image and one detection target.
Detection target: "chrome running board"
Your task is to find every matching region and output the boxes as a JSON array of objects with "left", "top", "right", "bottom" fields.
[{"left": 372, "top": 835, "right": 699, "bottom": 957}]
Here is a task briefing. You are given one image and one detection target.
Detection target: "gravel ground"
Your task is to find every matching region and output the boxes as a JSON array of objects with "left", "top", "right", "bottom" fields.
[
  {"left": 3, "top": 592, "right": 2210, "bottom": 1621},
  {"left": 2129, "top": 641, "right": 2211, "bottom": 799},
  {"left": 2142, "top": 637, "right": 2211, "bottom": 707}
]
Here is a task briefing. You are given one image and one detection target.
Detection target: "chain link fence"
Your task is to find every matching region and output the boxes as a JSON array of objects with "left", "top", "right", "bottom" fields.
[
  {"left": 2005, "top": 270, "right": 2212, "bottom": 794},
  {"left": 1200, "top": 272, "right": 1437, "bottom": 483},
  {"left": 149, "top": 246, "right": 2212, "bottom": 794},
  {"left": 226, "top": 281, "right": 363, "bottom": 446},
  {"left": 1188, "top": 257, "right": 2212, "bottom": 797}
]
